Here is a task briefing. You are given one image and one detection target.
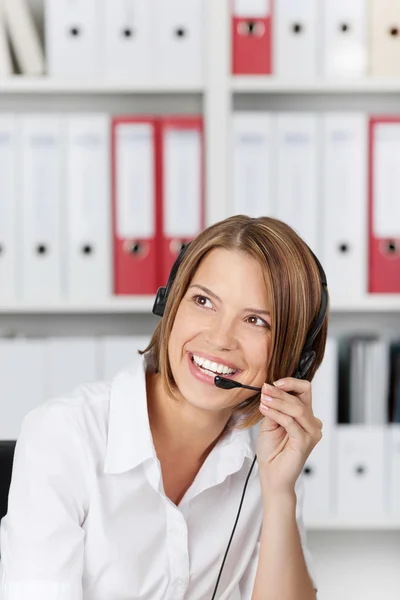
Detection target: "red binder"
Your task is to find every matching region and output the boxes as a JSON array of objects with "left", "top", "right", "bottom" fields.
[
  {"left": 159, "top": 116, "right": 205, "bottom": 286},
  {"left": 232, "top": 0, "right": 273, "bottom": 75},
  {"left": 112, "top": 116, "right": 160, "bottom": 295},
  {"left": 369, "top": 117, "right": 400, "bottom": 293}
]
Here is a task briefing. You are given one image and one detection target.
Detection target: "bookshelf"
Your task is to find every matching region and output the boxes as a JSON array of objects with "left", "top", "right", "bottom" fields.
[{"left": 2, "top": 1, "right": 400, "bottom": 598}]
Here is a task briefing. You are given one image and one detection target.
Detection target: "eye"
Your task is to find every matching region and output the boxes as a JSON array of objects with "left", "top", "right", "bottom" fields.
[
  {"left": 246, "top": 315, "right": 271, "bottom": 329},
  {"left": 191, "top": 293, "right": 213, "bottom": 309}
]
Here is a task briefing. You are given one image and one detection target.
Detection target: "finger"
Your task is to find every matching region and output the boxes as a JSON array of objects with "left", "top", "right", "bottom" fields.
[
  {"left": 259, "top": 404, "right": 306, "bottom": 443},
  {"left": 264, "top": 379, "right": 312, "bottom": 406},
  {"left": 261, "top": 393, "right": 318, "bottom": 437}
]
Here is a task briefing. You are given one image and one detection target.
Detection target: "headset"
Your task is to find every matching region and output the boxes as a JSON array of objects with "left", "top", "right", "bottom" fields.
[{"left": 152, "top": 241, "right": 328, "bottom": 600}]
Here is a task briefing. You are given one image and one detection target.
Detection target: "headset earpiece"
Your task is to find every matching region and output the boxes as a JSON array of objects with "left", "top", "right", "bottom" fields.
[
  {"left": 294, "top": 350, "right": 316, "bottom": 380},
  {"left": 152, "top": 243, "right": 191, "bottom": 318}
]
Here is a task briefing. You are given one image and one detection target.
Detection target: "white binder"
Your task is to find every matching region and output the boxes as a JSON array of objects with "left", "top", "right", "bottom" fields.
[
  {"left": 44, "top": 0, "right": 101, "bottom": 76},
  {"left": 274, "top": 0, "right": 319, "bottom": 79},
  {"left": 99, "top": 336, "right": 151, "bottom": 380},
  {"left": 303, "top": 429, "right": 336, "bottom": 522},
  {"left": 4, "top": 0, "right": 45, "bottom": 75},
  {"left": 275, "top": 114, "right": 319, "bottom": 254},
  {"left": 321, "top": 114, "right": 367, "bottom": 305},
  {"left": 232, "top": 112, "right": 274, "bottom": 218},
  {"left": 370, "top": 0, "right": 400, "bottom": 77},
  {"left": 303, "top": 337, "right": 338, "bottom": 521},
  {"left": 387, "top": 425, "right": 400, "bottom": 516},
  {"left": 20, "top": 116, "right": 64, "bottom": 301},
  {"left": 336, "top": 425, "right": 386, "bottom": 518},
  {"left": 44, "top": 338, "right": 98, "bottom": 399},
  {"left": 0, "top": 338, "right": 45, "bottom": 441},
  {"left": 0, "top": 115, "right": 17, "bottom": 301},
  {"left": 104, "top": 0, "right": 154, "bottom": 80},
  {"left": 322, "top": 0, "right": 368, "bottom": 78},
  {"left": 154, "top": 0, "right": 203, "bottom": 83},
  {"left": 65, "top": 114, "right": 111, "bottom": 301},
  {"left": 0, "top": 0, "right": 12, "bottom": 76}
]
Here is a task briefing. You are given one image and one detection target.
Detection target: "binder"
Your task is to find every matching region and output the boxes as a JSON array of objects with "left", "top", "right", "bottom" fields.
[
  {"left": 232, "top": 0, "right": 272, "bottom": 74},
  {"left": 322, "top": 0, "right": 368, "bottom": 78},
  {"left": 20, "top": 116, "right": 64, "bottom": 301},
  {"left": 0, "top": 115, "right": 17, "bottom": 301},
  {"left": 274, "top": 0, "right": 319, "bottom": 79},
  {"left": 4, "top": 0, "right": 45, "bottom": 75},
  {"left": 44, "top": 338, "right": 98, "bottom": 398},
  {"left": 160, "top": 117, "right": 204, "bottom": 285},
  {"left": 232, "top": 112, "right": 275, "bottom": 218},
  {"left": 369, "top": 118, "right": 400, "bottom": 293},
  {"left": 388, "top": 425, "right": 400, "bottom": 516},
  {"left": 112, "top": 117, "right": 158, "bottom": 295},
  {"left": 336, "top": 425, "right": 386, "bottom": 518},
  {"left": 44, "top": 0, "right": 101, "bottom": 76},
  {"left": 0, "top": 339, "right": 45, "bottom": 441},
  {"left": 303, "top": 337, "right": 338, "bottom": 521},
  {"left": 371, "top": 0, "right": 400, "bottom": 77},
  {"left": 99, "top": 335, "right": 151, "bottom": 380},
  {"left": 275, "top": 113, "right": 319, "bottom": 254},
  {"left": 104, "top": 0, "right": 153, "bottom": 80},
  {"left": 0, "top": 0, "right": 12, "bottom": 76},
  {"left": 321, "top": 114, "right": 368, "bottom": 304},
  {"left": 155, "top": 0, "right": 203, "bottom": 83},
  {"left": 65, "top": 114, "right": 111, "bottom": 300},
  {"left": 303, "top": 429, "right": 336, "bottom": 522}
]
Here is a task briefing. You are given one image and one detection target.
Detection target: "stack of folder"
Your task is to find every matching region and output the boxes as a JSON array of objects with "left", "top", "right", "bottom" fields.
[
  {"left": 232, "top": 111, "right": 400, "bottom": 302},
  {"left": 232, "top": 0, "right": 400, "bottom": 78},
  {"left": 0, "top": 114, "right": 204, "bottom": 302},
  {"left": 44, "top": 0, "right": 204, "bottom": 81}
]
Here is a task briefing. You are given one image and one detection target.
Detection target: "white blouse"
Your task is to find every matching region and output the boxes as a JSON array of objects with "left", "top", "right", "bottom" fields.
[{"left": 0, "top": 351, "right": 317, "bottom": 600}]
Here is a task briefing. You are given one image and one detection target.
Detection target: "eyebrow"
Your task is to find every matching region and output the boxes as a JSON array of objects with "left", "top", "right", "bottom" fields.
[{"left": 188, "top": 284, "right": 271, "bottom": 316}]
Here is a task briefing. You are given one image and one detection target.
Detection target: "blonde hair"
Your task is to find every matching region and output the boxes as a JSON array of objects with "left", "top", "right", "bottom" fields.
[{"left": 140, "top": 215, "right": 329, "bottom": 431}]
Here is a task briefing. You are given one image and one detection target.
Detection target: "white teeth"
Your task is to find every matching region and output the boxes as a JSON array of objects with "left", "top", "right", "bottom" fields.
[{"left": 192, "top": 354, "right": 236, "bottom": 375}]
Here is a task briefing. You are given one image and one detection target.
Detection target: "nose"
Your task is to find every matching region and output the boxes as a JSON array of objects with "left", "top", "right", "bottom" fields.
[{"left": 204, "top": 315, "right": 238, "bottom": 351}]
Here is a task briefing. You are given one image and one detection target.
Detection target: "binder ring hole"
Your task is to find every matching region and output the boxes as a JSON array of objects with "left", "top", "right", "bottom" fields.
[
  {"left": 387, "top": 240, "right": 398, "bottom": 254},
  {"left": 69, "top": 26, "right": 81, "bottom": 38},
  {"left": 292, "top": 23, "right": 303, "bottom": 34},
  {"left": 355, "top": 465, "right": 366, "bottom": 476},
  {"left": 82, "top": 244, "right": 93, "bottom": 255},
  {"left": 123, "top": 240, "right": 149, "bottom": 259},
  {"left": 37, "top": 244, "right": 47, "bottom": 255},
  {"left": 175, "top": 27, "right": 187, "bottom": 38},
  {"left": 170, "top": 239, "right": 188, "bottom": 256},
  {"left": 122, "top": 28, "right": 134, "bottom": 38},
  {"left": 238, "top": 21, "right": 265, "bottom": 37},
  {"left": 390, "top": 26, "right": 399, "bottom": 37},
  {"left": 340, "top": 23, "right": 350, "bottom": 33},
  {"left": 303, "top": 466, "right": 313, "bottom": 476},
  {"left": 339, "top": 243, "right": 349, "bottom": 253}
]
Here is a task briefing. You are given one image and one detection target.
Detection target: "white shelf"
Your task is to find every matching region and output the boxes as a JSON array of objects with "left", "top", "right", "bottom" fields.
[
  {"left": 306, "top": 517, "right": 400, "bottom": 531},
  {"left": 330, "top": 295, "right": 400, "bottom": 312},
  {"left": 0, "top": 297, "right": 155, "bottom": 314},
  {"left": 232, "top": 76, "right": 400, "bottom": 94},
  {"left": 0, "top": 76, "right": 203, "bottom": 94},
  {"left": 0, "top": 295, "right": 398, "bottom": 314}
]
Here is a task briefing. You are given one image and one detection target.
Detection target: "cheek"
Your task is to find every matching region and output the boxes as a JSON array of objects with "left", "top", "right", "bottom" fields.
[{"left": 246, "top": 334, "right": 270, "bottom": 372}]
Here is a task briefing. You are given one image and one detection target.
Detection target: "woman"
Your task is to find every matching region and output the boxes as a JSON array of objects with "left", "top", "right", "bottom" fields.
[{"left": 0, "top": 215, "right": 327, "bottom": 600}]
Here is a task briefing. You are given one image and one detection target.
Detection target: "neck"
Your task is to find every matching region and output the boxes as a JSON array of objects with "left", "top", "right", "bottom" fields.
[{"left": 146, "top": 371, "right": 232, "bottom": 464}]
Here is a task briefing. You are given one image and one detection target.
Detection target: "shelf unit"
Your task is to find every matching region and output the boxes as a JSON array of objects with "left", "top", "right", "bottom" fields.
[{"left": 3, "top": 3, "right": 400, "bottom": 597}]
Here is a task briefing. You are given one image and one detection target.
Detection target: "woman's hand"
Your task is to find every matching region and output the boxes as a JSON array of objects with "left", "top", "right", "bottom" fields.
[{"left": 256, "top": 378, "right": 323, "bottom": 495}]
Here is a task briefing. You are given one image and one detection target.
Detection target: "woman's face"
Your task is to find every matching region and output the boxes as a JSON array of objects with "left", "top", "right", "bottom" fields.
[{"left": 168, "top": 247, "right": 272, "bottom": 413}]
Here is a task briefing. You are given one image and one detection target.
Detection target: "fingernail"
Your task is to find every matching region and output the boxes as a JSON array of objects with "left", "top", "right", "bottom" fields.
[
  {"left": 273, "top": 380, "right": 285, "bottom": 387},
  {"left": 261, "top": 394, "right": 273, "bottom": 403}
]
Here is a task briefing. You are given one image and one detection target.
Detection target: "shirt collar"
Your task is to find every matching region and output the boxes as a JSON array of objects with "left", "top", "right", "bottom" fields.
[{"left": 104, "top": 352, "right": 258, "bottom": 475}]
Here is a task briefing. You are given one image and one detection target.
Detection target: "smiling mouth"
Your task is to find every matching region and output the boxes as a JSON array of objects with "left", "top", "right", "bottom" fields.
[{"left": 190, "top": 353, "right": 239, "bottom": 378}]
